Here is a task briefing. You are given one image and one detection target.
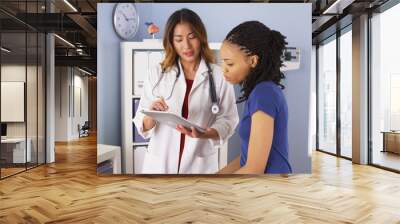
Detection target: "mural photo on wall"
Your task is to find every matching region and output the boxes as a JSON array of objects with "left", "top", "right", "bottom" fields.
[{"left": 97, "top": 2, "right": 312, "bottom": 175}]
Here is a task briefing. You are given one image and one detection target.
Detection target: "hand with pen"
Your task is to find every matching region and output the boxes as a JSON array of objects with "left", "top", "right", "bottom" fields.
[
  {"left": 150, "top": 97, "right": 169, "bottom": 111},
  {"left": 142, "top": 97, "right": 169, "bottom": 132}
]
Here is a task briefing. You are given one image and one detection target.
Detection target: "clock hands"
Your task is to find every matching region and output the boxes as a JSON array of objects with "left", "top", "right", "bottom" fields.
[
  {"left": 121, "top": 12, "right": 129, "bottom": 21},
  {"left": 121, "top": 12, "right": 136, "bottom": 21}
]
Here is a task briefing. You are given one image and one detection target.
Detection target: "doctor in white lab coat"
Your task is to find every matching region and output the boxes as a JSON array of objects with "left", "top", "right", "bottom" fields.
[{"left": 133, "top": 8, "right": 238, "bottom": 174}]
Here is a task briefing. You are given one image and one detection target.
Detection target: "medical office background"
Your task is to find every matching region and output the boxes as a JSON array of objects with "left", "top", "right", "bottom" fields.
[{"left": 97, "top": 3, "right": 312, "bottom": 174}]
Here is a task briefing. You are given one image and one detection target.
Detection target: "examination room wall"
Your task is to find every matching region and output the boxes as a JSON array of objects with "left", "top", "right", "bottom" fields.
[{"left": 98, "top": 3, "right": 312, "bottom": 173}]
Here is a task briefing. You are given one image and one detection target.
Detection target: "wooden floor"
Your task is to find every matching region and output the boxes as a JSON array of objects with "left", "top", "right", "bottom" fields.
[
  {"left": 1, "top": 163, "right": 45, "bottom": 178},
  {"left": 372, "top": 150, "right": 400, "bottom": 171},
  {"left": 0, "top": 167, "right": 26, "bottom": 178},
  {"left": 1, "top": 135, "right": 400, "bottom": 223}
]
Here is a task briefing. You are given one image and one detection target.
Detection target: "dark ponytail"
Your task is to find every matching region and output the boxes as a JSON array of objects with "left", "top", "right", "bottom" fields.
[{"left": 225, "top": 21, "right": 287, "bottom": 103}]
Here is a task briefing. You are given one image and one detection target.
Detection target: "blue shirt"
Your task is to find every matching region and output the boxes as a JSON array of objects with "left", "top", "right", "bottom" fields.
[{"left": 239, "top": 81, "right": 292, "bottom": 174}]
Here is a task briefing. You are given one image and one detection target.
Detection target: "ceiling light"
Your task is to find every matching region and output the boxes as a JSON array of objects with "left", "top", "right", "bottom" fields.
[
  {"left": 1, "top": 47, "right": 11, "bottom": 53},
  {"left": 54, "top": 34, "right": 75, "bottom": 48},
  {"left": 63, "top": 0, "right": 78, "bottom": 12},
  {"left": 322, "top": 0, "right": 354, "bottom": 14},
  {"left": 78, "top": 67, "right": 93, "bottom": 76},
  {"left": 322, "top": 0, "right": 354, "bottom": 15}
]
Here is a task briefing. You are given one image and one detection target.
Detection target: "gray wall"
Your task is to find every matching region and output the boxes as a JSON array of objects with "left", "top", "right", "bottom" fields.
[{"left": 98, "top": 3, "right": 312, "bottom": 173}]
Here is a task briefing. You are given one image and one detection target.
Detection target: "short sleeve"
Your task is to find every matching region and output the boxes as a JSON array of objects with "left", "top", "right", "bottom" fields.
[{"left": 248, "top": 84, "right": 280, "bottom": 119}]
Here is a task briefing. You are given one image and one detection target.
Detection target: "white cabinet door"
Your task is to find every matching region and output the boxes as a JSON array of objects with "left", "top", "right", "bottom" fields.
[{"left": 133, "top": 51, "right": 164, "bottom": 96}]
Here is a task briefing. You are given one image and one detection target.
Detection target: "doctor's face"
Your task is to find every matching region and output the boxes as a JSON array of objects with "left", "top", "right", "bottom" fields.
[
  {"left": 173, "top": 22, "right": 201, "bottom": 64},
  {"left": 220, "top": 41, "right": 255, "bottom": 84}
]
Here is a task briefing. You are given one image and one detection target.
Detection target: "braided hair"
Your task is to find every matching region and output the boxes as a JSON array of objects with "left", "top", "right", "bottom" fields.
[{"left": 225, "top": 21, "right": 287, "bottom": 103}]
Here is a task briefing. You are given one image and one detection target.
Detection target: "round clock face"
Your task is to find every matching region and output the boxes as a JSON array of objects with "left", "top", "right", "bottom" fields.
[{"left": 113, "top": 3, "right": 139, "bottom": 40}]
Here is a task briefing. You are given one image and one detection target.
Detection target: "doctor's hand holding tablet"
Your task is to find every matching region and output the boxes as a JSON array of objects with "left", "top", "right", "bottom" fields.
[{"left": 142, "top": 97, "right": 213, "bottom": 137}]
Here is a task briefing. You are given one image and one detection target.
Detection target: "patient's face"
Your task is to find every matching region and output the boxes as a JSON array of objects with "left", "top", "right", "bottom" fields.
[{"left": 220, "top": 41, "right": 253, "bottom": 84}]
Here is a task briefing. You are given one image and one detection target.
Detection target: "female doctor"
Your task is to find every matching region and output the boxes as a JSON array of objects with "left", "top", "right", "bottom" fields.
[{"left": 133, "top": 8, "right": 239, "bottom": 174}]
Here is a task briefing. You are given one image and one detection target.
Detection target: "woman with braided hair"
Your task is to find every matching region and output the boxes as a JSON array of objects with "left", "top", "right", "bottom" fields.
[{"left": 218, "top": 21, "right": 292, "bottom": 174}]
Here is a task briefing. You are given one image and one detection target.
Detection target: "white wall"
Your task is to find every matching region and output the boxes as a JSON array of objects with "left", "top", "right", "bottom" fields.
[
  {"left": 55, "top": 67, "right": 89, "bottom": 141},
  {"left": 1, "top": 65, "right": 35, "bottom": 137},
  {"left": 1, "top": 65, "right": 26, "bottom": 81},
  {"left": 55, "top": 67, "right": 69, "bottom": 141},
  {"left": 72, "top": 72, "right": 89, "bottom": 138}
]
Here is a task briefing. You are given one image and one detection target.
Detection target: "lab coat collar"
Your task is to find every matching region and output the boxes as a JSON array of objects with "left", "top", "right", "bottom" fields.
[
  {"left": 197, "top": 58, "right": 210, "bottom": 76},
  {"left": 176, "top": 57, "right": 210, "bottom": 77},
  {"left": 174, "top": 58, "right": 211, "bottom": 96}
]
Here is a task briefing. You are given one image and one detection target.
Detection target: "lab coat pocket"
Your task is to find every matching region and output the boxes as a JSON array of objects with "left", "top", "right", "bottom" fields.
[
  {"left": 192, "top": 150, "right": 218, "bottom": 174},
  {"left": 195, "top": 139, "right": 217, "bottom": 157}
]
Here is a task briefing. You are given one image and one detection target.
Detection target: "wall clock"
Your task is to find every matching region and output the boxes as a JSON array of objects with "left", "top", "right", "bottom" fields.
[{"left": 113, "top": 3, "right": 140, "bottom": 40}]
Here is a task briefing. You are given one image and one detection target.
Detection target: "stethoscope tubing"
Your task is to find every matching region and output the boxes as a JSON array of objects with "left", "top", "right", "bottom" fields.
[{"left": 151, "top": 61, "right": 220, "bottom": 114}]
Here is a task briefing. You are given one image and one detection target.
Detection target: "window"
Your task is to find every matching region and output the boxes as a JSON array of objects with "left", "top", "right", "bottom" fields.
[
  {"left": 339, "top": 28, "right": 352, "bottom": 158},
  {"left": 317, "top": 36, "right": 337, "bottom": 155},
  {"left": 370, "top": 2, "right": 400, "bottom": 171}
]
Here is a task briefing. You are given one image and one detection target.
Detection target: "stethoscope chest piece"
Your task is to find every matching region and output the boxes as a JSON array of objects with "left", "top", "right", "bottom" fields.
[{"left": 211, "top": 103, "right": 220, "bottom": 114}]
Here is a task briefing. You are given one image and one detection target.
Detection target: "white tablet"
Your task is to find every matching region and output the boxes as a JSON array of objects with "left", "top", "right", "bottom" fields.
[{"left": 141, "top": 110, "right": 206, "bottom": 133}]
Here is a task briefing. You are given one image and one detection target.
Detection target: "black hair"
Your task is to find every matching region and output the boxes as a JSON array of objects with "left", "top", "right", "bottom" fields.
[{"left": 224, "top": 21, "right": 287, "bottom": 103}]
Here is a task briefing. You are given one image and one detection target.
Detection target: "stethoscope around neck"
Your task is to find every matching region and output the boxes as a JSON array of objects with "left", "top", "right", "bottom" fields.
[{"left": 151, "top": 60, "right": 220, "bottom": 115}]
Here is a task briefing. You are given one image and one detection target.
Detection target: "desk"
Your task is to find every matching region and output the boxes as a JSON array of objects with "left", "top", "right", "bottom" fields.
[
  {"left": 382, "top": 131, "right": 400, "bottom": 154},
  {"left": 1, "top": 138, "right": 31, "bottom": 163},
  {"left": 97, "top": 144, "right": 121, "bottom": 174}
]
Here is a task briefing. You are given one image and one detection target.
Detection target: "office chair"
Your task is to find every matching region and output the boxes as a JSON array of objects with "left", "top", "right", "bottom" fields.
[{"left": 79, "top": 121, "right": 90, "bottom": 138}]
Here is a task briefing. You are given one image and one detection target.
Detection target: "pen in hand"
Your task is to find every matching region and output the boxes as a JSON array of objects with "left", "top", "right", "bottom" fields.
[
  {"left": 143, "top": 97, "right": 168, "bottom": 131},
  {"left": 150, "top": 97, "right": 169, "bottom": 111}
]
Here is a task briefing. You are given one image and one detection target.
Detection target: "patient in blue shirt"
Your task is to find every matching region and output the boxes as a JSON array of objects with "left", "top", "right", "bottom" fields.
[
  {"left": 219, "top": 21, "right": 292, "bottom": 174},
  {"left": 239, "top": 81, "right": 292, "bottom": 173}
]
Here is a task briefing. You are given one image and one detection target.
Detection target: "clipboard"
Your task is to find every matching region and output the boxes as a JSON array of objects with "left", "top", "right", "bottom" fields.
[{"left": 141, "top": 110, "right": 206, "bottom": 133}]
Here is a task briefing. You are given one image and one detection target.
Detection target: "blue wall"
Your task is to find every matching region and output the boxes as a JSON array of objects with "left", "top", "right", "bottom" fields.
[{"left": 98, "top": 3, "right": 312, "bottom": 173}]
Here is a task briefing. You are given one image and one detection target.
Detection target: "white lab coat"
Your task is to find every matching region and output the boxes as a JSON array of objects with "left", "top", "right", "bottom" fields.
[{"left": 133, "top": 58, "right": 239, "bottom": 174}]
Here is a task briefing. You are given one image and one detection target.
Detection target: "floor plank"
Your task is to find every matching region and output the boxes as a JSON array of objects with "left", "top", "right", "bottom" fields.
[{"left": 1, "top": 134, "right": 400, "bottom": 223}]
